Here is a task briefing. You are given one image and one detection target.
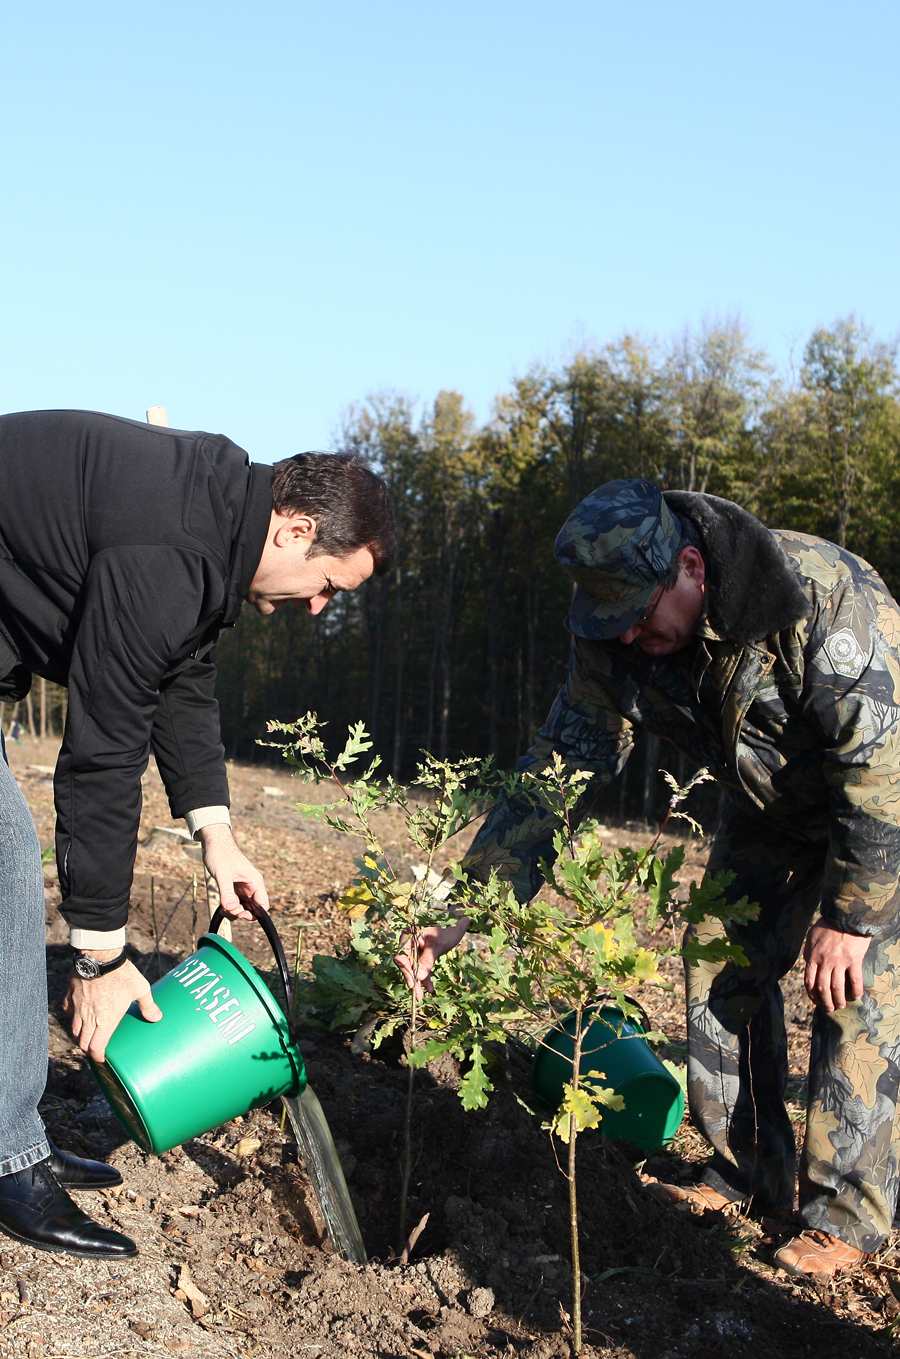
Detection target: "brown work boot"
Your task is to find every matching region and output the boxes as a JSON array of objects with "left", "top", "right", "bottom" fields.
[
  {"left": 644, "top": 1179, "right": 741, "bottom": 1214},
  {"left": 773, "top": 1229, "right": 866, "bottom": 1280}
]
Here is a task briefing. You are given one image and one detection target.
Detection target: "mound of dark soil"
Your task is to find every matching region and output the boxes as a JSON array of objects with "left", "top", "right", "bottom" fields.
[
  {"left": 21, "top": 1019, "right": 896, "bottom": 1359},
  {"left": 3, "top": 739, "right": 898, "bottom": 1358}
]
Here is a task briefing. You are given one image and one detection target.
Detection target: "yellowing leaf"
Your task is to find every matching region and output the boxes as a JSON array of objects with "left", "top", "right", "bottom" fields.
[
  {"left": 631, "top": 948, "right": 662, "bottom": 983},
  {"left": 550, "top": 1082, "right": 616, "bottom": 1142},
  {"left": 583, "top": 1078, "right": 625, "bottom": 1112},
  {"left": 337, "top": 883, "right": 375, "bottom": 918}
]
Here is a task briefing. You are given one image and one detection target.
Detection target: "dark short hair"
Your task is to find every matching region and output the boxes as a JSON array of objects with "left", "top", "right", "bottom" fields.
[{"left": 270, "top": 452, "right": 397, "bottom": 574}]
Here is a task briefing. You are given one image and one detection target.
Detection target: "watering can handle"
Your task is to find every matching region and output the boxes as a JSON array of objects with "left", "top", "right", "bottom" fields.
[{"left": 208, "top": 903, "right": 297, "bottom": 1043}]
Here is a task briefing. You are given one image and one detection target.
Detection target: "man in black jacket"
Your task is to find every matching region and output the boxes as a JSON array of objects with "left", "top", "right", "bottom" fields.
[{"left": 0, "top": 409, "right": 396, "bottom": 1259}]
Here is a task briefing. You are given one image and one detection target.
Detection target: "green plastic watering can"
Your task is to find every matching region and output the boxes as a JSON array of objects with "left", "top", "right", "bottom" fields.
[
  {"left": 530, "top": 1003, "right": 684, "bottom": 1151},
  {"left": 90, "top": 903, "right": 307, "bottom": 1154}
]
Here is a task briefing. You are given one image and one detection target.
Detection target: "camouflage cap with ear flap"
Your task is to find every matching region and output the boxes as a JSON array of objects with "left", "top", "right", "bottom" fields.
[{"left": 554, "top": 478, "right": 681, "bottom": 640}]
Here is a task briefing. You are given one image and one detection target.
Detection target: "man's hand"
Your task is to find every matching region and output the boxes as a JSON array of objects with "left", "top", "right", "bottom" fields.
[
  {"left": 804, "top": 921, "right": 871, "bottom": 1012},
  {"left": 63, "top": 957, "right": 163, "bottom": 1063},
  {"left": 395, "top": 917, "right": 471, "bottom": 1000},
  {"left": 197, "top": 824, "right": 270, "bottom": 920}
]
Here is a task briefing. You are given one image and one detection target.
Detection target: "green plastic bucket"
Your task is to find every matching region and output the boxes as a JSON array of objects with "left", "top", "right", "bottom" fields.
[
  {"left": 530, "top": 1004, "right": 684, "bottom": 1151},
  {"left": 91, "top": 905, "right": 307, "bottom": 1154}
]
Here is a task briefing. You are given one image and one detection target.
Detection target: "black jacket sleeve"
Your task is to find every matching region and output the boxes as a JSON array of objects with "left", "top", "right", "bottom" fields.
[
  {"left": 55, "top": 545, "right": 227, "bottom": 932},
  {"left": 151, "top": 651, "right": 230, "bottom": 818}
]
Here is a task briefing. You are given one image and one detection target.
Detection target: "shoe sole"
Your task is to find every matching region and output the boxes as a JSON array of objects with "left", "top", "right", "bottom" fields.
[
  {"left": 774, "top": 1256, "right": 813, "bottom": 1278},
  {"left": 0, "top": 1221, "right": 137, "bottom": 1259},
  {"left": 54, "top": 1177, "right": 123, "bottom": 1191}
]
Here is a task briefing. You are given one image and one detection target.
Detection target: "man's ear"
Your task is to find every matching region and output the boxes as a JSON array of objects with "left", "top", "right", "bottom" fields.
[
  {"left": 679, "top": 545, "right": 706, "bottom": 585},
  {"left": 273, "top": 514, "right": 317, "bottom": 549}
]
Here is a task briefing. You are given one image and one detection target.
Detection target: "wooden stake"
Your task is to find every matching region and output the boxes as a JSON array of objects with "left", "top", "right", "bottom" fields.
[
  {"left": 150, "top": 876, "right": 162, "bottom": 979},
  {"left": 399, "top": 1212, "right": 430, "bottom": 1266},
  {"left": 24, "top": 689, "right": 36, "bottom": 740},
  {"left": 150, "top": 880, "right": 165, "bottom": 978}
]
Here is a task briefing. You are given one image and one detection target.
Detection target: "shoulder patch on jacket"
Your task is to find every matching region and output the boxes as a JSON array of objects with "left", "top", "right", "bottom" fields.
[{"left": 823, "top": 628, "right": 868, "bottom": 679}]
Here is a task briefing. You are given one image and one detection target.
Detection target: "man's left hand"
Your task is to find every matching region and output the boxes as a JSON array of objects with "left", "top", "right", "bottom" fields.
[
  {"left": 804, "top": 921, "right": 871, "bottom": 1011},
  {"left": 197, "top": 824, "right": 270, "bottom": 920},
  {"left": 63, "top": 958, "right": 163, "bottom": 1063}
]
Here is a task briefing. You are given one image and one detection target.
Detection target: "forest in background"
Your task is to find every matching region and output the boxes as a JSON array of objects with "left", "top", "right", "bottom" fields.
[
  {"left": 216, "top": 313, "right": 900, "bottom": 822},
  {"left": 10, "top": 315, "right": 900, "bottom": 825}
]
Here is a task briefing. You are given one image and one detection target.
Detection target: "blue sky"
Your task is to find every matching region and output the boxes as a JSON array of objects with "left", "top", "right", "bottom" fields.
[{"left": 1, "top": 1, "right": 897, "bottom": 460}]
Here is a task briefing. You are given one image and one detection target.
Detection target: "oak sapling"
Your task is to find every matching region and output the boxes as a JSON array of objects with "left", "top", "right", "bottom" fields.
[
  {"left": 266, "top": 717, "right": 756, "bottom": 1350},
  {"left": 406, "top": 757, "right": 756, "bottom": 1354}
]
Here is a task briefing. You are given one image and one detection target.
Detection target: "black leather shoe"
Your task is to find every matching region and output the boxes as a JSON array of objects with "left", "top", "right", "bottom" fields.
[
  {"left": 48, "top": 1142, "right": 123, "bottom": 1190},
  {"left": 0, "top": 1161, "right": 136, "bottom": 1258}
]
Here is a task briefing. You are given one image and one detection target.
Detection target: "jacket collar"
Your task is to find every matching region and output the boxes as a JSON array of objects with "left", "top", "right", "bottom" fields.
[
  {"left": 224, "top": 462, "right": 274, "bottom": 623},
  {"left": 664, "top": 490, "right": 811, "bottom": 647}
]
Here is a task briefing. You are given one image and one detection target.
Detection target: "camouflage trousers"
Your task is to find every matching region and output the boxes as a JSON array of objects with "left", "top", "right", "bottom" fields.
[{"left": 685, "top": 806, "right": 900, "bottom": 1252}]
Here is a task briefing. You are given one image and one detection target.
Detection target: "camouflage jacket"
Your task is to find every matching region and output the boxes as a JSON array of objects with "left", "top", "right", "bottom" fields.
[{"left": 464, "top": 492, "right": 900, "bottom": 938}]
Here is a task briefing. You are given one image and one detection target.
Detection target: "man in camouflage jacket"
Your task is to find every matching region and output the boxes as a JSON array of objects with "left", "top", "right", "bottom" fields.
[{"left": 399, "top": 478, "right": 900, "bottom": 1280}]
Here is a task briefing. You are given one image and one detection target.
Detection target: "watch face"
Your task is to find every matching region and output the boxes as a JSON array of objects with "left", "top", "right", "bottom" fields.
[{"left": 74, "top": 955, "right": 101, "bottom": 980}]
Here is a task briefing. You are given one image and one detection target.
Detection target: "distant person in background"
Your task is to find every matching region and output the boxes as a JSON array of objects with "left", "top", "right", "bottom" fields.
[
  {"left": 399, "top": 478, "right": 900, "bottom": 1282},
  {"left": 0, "top": 409, "right": 396, "bottom": 1259}
]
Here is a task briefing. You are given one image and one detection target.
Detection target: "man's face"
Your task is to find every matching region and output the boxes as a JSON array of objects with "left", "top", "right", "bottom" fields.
[
  {"left": 247, "top": 513, "right": 375, "bottom": 616},
  {"left": 615, "top": 547, "right": 706, "bottom": 655}
]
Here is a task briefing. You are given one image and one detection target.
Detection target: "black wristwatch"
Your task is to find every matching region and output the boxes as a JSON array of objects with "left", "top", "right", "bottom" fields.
[{"left": 72, "top": 949, "right": 129, "bottom": 981}]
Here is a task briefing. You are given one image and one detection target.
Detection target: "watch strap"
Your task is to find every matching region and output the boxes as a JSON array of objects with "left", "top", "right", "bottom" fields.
[{"left": 72, "top": 949, "right": 129, "bottom": 980}]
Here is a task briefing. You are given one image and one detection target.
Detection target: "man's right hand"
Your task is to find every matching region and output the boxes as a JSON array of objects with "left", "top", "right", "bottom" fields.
[
  {"left": 394, "top": 917, "right": 471, "bottom": 999},
  {"left": 63, "top": 957, "right": 163, "bottom": 1063},
  {"left": 198, "top": 823, "right": 269, "bottom": 921},
  {"left": 803, "top": 921, "right": 871, "bottom": 1012}
]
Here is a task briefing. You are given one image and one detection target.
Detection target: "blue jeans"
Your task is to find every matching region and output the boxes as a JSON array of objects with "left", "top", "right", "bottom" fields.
[{"left": 0, "top": 731, "right": 51, "bottom": 1175}]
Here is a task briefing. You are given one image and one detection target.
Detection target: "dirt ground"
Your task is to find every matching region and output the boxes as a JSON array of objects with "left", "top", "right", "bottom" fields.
[{"left": 3, "top": 735, "right": 900, "bottom": 1358}]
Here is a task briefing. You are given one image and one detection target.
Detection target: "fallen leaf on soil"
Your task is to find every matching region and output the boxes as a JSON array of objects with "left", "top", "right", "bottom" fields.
[
  {"left": 173, "top": 1263, "right": 210, "bottom": 1319},
  {"left": 234, "top": 1137, "right": 262, "bottom": 1158},
  {"left": 129, "top": 1320, "right": 155, "bottom": 1338},
  {"left": 178, "top": 1205, "right": 200, "bottom": 1218},
  {"left": 243, "top": 1256, "right": 280, "bottom": 1275},
  {"left": 164, "top": 1338, "right": 192, "bottom": 1355}
]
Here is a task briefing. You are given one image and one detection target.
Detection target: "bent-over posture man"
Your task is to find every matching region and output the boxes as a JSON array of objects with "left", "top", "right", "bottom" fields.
[
  {"left": 399, "top": 478, "right": 900, "bottom": 1281},
  {"left": 0, "top": 409, "right": 395, "bottom": 1258}
]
